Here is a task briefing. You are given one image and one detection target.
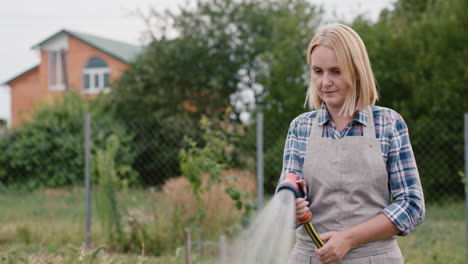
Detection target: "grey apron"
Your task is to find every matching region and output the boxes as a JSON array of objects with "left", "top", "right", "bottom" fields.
[{"left": 289, "top": 107, "right": 403, "bottom": 264}]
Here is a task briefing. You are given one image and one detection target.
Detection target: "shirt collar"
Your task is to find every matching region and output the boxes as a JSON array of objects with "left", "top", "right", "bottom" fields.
[{"left": 317, "top": 103, "right": 369, "bottom": 127}]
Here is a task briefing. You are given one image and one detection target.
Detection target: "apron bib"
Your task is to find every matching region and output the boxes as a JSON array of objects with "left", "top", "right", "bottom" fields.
[{"left": 290, "top": 107, "right": 402, "bottom": 263}]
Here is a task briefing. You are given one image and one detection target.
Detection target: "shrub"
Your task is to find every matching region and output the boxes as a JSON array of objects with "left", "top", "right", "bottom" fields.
[{"left": 0, "top": 91, "right": 137, "bottom": 189}]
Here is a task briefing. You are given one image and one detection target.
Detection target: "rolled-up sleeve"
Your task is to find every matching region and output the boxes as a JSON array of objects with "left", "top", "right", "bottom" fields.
[{"left": 381, "top": 115, "right": 425, "bottom": 236}]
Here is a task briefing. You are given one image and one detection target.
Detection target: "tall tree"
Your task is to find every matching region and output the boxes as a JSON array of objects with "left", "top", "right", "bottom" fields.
[
  {"left": 353, "top": 0, "right": 467, "bottom": 200},
  {"left": 110, "top": 0, "right": 323, "bottom": 185}
]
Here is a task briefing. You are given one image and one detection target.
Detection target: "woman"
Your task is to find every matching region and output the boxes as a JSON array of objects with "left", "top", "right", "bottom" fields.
[{"left": 280, "top": 23, "right": 425, "bottom": 264}]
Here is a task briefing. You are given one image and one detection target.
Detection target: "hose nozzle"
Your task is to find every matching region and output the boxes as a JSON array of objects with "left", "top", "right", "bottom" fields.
[
  {"left": 276, "top": 173, "right": 324, "bottom": 248},
  {"left": 277, "top": 173, "right": 303, "bottom": 199}
]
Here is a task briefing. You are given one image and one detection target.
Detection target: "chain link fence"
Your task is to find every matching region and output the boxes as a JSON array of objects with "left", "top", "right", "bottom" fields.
[
  {"left": 100, "top": 112, "right": 466, "bottom": 260},
  {"left": 2, "top": 112, "right": 460, "bottom": 200},
  {"left": 88, "top": 114, "right": 465, "bottom": 203},
  {"left": 0, "top": 111, "right": 465, "bottom": 261}
]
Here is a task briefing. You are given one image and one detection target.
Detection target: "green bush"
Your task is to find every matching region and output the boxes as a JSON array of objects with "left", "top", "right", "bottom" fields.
[
  {"left": 179, "top": 115, "right": 255, "bottom": 226},
  {"left": 0, "top": 91, "right": 137, "bottom": 189}
]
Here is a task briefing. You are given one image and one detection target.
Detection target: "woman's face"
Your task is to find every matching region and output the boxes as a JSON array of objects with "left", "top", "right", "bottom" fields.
[{"left": 310, "top": 45, "right": 349, "bottom": 113}]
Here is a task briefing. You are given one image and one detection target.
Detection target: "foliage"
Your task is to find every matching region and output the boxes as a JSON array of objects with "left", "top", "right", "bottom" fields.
[
  {"left": 234, "top": 0, "right": 323, "bottom": 191},
  {"left": 93, "top": 135, "right": 181, "bottom": 254},
  {"left": 398, "top": 202, "right": 465, "bottom": 263},
  {"left": 255, "top": 0, "right": 467, "bottom": 195},
  {"left": 93, "top": 135, "right": 124, "bottom": 250},
  {"left": 352, "top": 0, "right": 467, "bottom": 200},
  {"left": 0, "top": 91, "right": 137, "bottom": 189},
  {"left": 0, "top": 245, "right": 160, "bottom": 264},
  {"left": 110, "top": 0, "right": 323, "bottom": 186},
  {"left": 178, "top": 114, "right": 255, "bottom": 260},
  {"left": 0, "top": 177, "right": 255, "bottom": 258},
  {"left": 0, "top": 186, "right": 464, "bottom": 263},
  {"left": 179, "top": 114, "right": 255, "bottom": 229}
]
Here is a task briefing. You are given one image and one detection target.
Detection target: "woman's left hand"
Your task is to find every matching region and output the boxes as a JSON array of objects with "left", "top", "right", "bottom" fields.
[{"left": 314, "top": 231, "right": 353, "bottom": 264}]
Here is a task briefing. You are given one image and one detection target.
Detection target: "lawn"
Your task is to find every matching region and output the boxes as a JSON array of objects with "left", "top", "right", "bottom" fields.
[
  {"left": 398, "top": 201, "right": 466, "bottom": 264},
  {"left": 0, "top": 186, "right": 182, "bottom": 263},
  {"left": 0, "top": 187, "right": 465, "bottom": 263}
]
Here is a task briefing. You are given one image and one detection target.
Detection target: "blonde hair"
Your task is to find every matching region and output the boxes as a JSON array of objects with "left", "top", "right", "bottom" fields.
[{"left": 305, "top": 23, "right": 378, "bottom": 116}]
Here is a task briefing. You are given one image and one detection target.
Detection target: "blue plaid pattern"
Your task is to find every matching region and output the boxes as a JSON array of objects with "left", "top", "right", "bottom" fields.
[{"left": 280, "top": 103, "right": 425, "bottom": 235}]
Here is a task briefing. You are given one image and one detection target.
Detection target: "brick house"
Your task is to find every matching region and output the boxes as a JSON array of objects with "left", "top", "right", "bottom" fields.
[{"left": 4, "top": 29, "right": 142, "bottom": 127}]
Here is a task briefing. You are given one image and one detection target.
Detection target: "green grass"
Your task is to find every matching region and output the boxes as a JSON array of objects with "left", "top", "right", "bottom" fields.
[
  {"left": 0, "top": 187, "right": 86, "bottom": 248},
  {"left": 1, "top": 244, "right": 183, "bottom": 263},
  {"left": 0, "top": 187, "right": 466, "bottom": 263},
  {"left": 0, "top": 187, "right": 159, "bottom": 263},
  {"left": 399, "top": 202, "right": 466, "bottom": 264},
  {"left": 0, "top": 186, "right": 231, "bottom": 263}
]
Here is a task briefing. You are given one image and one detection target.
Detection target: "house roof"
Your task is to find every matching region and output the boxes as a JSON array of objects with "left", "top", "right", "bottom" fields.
[
  {"left": 3, "top": 29, "right": 144, "bottom": 85},
  {"left": 32, "top": 29, "right": 143, "bottom": 63},
  {"left": 3, "top": 64, "right": 39, "bottom": 85}
]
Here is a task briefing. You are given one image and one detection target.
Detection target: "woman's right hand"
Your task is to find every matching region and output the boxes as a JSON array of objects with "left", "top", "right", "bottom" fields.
[{"left": 295, "top": 198, "right": 310, "bottom": 220}]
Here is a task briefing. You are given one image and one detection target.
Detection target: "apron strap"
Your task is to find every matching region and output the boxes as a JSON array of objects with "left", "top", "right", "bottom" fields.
[
  {"left": 310, "top": 111, "right": 323, "bottom": 139},
  {"left": 363, "top": 106, "right": 376, "bottom": 139}
]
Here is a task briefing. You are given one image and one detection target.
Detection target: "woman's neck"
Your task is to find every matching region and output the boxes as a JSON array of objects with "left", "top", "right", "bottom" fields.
[{"left": 328, "top": 108, "right": 355, "bottom": 132}]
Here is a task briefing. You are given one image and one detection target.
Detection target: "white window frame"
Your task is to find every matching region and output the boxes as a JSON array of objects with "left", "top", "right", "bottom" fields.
[
  {"left": 48, "top": 50, "right": 66, "bottom": 91},
  {"left": 82, "top": 67, "right": 111, "bottom": 94}
]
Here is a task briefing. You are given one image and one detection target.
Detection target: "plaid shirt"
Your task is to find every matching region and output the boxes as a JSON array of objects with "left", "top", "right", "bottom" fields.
[{"left": 280, "top": 103, "right": 425, "bottom": 235}]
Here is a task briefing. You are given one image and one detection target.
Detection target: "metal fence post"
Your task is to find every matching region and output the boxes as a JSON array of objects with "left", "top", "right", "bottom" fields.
[
  {"left": 184, "top": 227, "right": 192, "bottom": 264},
  {"left": 256, "top": 111, "right": 264, "bottom": 210},
  {"left": 464, "top": 113, "right": 468, "bottom": 263},
  {"left": 84, "top": 113, "right": 92, "bottom": 248},
  {"left": 219, "top": 234, "right": 226, "bottom": 264}
]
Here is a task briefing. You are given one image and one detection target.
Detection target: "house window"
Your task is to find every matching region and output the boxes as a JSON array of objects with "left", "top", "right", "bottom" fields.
[
  {"left": 48, "top": 50, "right": 66, "bottom": 90},
  {"left": 82, "top": 57, "right": 110, "bottom": 94}
]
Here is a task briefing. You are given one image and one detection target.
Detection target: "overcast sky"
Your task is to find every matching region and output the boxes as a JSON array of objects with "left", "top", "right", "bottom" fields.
[{"left": 0, "top": 0, "right": 395, "bottom": 124}]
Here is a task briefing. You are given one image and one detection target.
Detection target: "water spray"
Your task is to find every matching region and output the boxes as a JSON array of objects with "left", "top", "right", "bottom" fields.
[{"left": 276, "top": 173, "right": 324, "bottom": 248}]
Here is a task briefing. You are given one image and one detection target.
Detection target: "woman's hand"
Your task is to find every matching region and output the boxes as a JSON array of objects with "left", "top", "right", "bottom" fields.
[
  {"left": 314, "top": 231, "right": 352, "bottom": 264},
  {"left": 314, "top": 214, "right": 401, "bottom": 264},
  {"left": 295, "top": 198, "right": 310, "bottom": 219}
]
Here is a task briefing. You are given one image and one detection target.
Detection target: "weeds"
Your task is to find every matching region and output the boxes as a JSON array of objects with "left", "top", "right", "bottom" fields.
[
  {"left": 93, "top": 135, "right": 124, "bottom": 250},
  {"left": 179, "top": 115, "right": 256, "bottom": 256},
  {"left": 2, "top": 184, "right": 463, "bottom": 262}
]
